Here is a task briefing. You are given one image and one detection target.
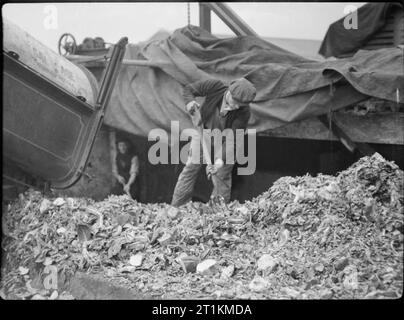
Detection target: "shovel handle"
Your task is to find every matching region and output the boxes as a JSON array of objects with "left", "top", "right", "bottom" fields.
[{"left": 125, "top": 190, "right": 133, "bottom": 200}]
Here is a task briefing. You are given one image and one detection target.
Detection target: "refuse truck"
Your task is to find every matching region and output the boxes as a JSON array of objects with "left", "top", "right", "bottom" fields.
[{"left": 2, "top": 19, "right": 128, "bottom": 201}]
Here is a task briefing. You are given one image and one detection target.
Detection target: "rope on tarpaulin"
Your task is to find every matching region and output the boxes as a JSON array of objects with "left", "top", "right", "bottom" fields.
[
  {"left": 328, "top": 80, "right": 335, "bottom": 140},
  {"left": 328, "top": 80, "right": 335, "bottom": 165}
]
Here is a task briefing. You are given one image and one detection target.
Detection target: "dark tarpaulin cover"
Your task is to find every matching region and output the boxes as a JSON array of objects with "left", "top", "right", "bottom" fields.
[
  {"left": 319, "top": 3, "right": 401, "bottom": 58},
  {"left": 105, "top": 25, "right": 404, "bottom": 139}
]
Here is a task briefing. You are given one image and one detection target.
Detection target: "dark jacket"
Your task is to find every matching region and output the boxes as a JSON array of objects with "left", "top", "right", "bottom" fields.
[
  {"left": 116, "top": 152, "right": 134, "bottom": 181},
  {"left": 183, "top": 79, "right": 250, "bottom": 131},
  {"left": 183, "top": 79, "right": 251, "bottom": 162}
]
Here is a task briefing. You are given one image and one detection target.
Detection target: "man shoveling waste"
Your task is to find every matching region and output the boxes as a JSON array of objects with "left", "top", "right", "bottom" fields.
[{"left": 171, "top": 77, "right": 256, "bottom": 207}]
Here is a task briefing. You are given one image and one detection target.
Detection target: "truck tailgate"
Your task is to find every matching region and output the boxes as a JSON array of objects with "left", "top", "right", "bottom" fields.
[{"left": 3, "top": 52, "right": 101, "bottom": 189}]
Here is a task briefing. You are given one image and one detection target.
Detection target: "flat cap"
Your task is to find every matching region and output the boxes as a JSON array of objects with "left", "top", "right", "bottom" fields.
[
  {"left": 116, "top": 137, "right": 131, "bottom": 145},
  {"left": 228, "top": 78, "right": 256, "bottom": 104}
]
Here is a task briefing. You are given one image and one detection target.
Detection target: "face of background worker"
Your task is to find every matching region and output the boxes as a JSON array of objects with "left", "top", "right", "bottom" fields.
[
  {"left": 225, "top": 91, "right": 241, "bottom": 110},
  {"left": 117, "top": 141, "right": 128, "bottom": 154}
]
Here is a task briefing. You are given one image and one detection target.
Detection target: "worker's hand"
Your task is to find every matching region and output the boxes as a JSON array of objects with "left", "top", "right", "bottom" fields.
[
  {"left": 206, "top": 164, "right": 217, "bottom": 178},
  {"left": 116, "top": 175, "right": 126, "bottom": 185},
  {"left": 123, "top": 183, "right": 131, "bottom": 194},
  {"left": 186, "top": 101, "right": 200, "bottom": 115},
  {"left": 206, "top": 159, "right": 224, "bottom": 178}
]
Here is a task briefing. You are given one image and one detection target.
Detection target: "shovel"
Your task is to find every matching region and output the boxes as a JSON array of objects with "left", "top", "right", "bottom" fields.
[
  {"left": 190, "top": 108, "right": 213, "bottom": 179},
  {"left": 124, "top": 188, "right": 134, "bottom": 200},
  {"left": 189, "top": 109, "right": 227, "bottom": 185}
]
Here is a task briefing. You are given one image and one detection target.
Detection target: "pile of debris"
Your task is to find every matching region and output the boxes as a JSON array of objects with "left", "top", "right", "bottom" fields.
[{"left": 1, "top": 153, "right": 403, "bottom": 299}]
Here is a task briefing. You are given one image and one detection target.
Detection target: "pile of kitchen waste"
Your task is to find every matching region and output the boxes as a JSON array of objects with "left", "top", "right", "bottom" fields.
[{"left": 1, "top": 153, "right": 403, "bottom": 299}]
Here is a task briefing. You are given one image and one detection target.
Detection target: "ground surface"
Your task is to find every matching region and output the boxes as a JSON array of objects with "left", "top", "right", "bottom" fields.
[{"left": 1, "top": 153, "right": 403, "bottom": 300}]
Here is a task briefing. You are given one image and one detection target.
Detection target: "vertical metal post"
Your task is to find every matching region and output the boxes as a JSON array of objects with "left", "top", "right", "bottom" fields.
[{"left": 199, "top": 3, "right": 211, "bottom": 33}]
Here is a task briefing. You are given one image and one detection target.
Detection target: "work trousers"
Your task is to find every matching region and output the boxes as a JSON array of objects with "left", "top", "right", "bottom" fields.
[{"left": 171, "top": 130, "right": 233, "bottom": 207}]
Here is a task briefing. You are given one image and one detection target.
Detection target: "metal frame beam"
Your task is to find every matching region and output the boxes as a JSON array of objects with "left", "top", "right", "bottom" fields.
[
  {"left": 199, "top": 3, "right": 211, "bottom": 33},
  {"left": 199, "top": 2, "right": 257, "bottom": 36}
]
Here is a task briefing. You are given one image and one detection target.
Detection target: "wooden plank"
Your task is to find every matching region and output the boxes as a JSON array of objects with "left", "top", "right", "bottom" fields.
[
  {"left": 259, "top": 113, "right": 404, "bottom": 145},
  {"left": 365, "top": 38, "right": 394, "bottom": 46},
  {"left": 375, "top": 29, "right": 395, "bottom": 36},
  {"left": 373, "top": 31, "right": 395, "bottom": 39},
  {"left": 377, "top": 26, "right": 395, "bottom": 33},
  {"left": 371, "top": 32, "right": 394, "bottom": 40},
  {"left": 366, "top": 36, "right": 394, "bottom": 43},
  {"left": 362, "top": 44, "right": 394, "bottom": 50}
]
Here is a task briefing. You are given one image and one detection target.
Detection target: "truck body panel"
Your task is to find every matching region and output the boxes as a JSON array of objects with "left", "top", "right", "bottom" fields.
[{"left": 3, "top": 18, "right": 127, "bottom": 190}]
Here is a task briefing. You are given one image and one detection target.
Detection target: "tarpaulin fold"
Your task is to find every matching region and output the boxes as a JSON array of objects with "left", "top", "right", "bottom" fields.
[{"left": 105, "top": 25, "right": 403, "bottom": 138}]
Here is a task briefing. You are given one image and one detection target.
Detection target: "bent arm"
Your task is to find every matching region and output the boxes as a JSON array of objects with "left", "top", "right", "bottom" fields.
[
  {"left": 109, "top": 130, "right": 122, "bottom": 181},
  {"left": 183, "top": 79, "right": 226, "bottom": 106},
  {"left": 127, "top": 156, "right": 139, "bottom": 186}
]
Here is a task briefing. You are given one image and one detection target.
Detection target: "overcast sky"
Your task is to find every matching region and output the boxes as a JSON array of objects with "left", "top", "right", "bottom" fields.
[{"left": 3, "top": 2, "right": 366, "bottom": 52}]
